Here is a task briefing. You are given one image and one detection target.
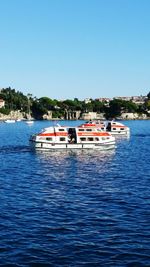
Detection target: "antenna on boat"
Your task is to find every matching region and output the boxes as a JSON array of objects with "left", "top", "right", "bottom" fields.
[{"left": 53, "top": 120, "right": 61, "bottom": 127}]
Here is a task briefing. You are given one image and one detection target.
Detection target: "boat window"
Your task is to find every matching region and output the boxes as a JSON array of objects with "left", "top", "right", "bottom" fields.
[
  {"left": 80, "top": 137, "right": 86, "bottom": 141},
  {"left": 95, "top": 137, "right": 99, "bottom": 141},
  {"left": 120, "top": 128, "right": 124, "bottom": 130},
  {"left": 60, "top": 137, "right": 66, "bottom": 141},
  {"left": 78, "top": 129, "right": 85, "bottom": 131},
  {"left": 87, "top": 137, "right": 94, "bottom": 141},
  {"left": 112, "top": 128, "right": 116, "bottom": 130},
  {"left": 46, "top": 137, "right": 53, "bottom": 141},
  {"left": 39, "top": 137, "right": 46, "bottom": 140},
  {"left": 101, "top": 127, "right": 105, "bottom": 130},
  {"left": 86, "top": 129, "right": 92, "bottom": 131},
  {"left": 59, "top": 129, "right": 65, "bottom": 131}
]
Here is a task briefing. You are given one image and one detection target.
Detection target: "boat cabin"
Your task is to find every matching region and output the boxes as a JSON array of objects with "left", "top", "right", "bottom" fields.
[
  {"left": 35, "top": 126, "right": 111, "bottom": 144},
  {"left": 106, "top": 121, "right": 127, "bottom": 132}
]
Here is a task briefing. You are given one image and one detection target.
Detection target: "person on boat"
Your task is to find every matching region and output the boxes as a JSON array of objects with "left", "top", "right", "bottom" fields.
[
  {"left": 70, "top": 137, "right": 75, "bottom": 143},
  {"left": 68, "top": 133, "right": 76, "bottom": 143},
  {"left": 68, "top": 134, "right": 71, "bottom": 143}
]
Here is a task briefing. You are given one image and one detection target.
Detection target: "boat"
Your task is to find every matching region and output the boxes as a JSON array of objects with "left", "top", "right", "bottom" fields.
[
  {"left": 81, "top": 120, "right": 130, "bottom": 136},
  {"left": 4, "top": 119, "right": 16, "bottom": 123},
  {"left": 30, "top": 125, "right": 116, "bottom": 150},
  {"left": 25, "top": 120, "right": 34, "bottom": 125}
]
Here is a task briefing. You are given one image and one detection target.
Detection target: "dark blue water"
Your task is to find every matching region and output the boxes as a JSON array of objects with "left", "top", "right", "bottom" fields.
[{"left": 0, "top": 120, "right": 150, "bottom": 267}]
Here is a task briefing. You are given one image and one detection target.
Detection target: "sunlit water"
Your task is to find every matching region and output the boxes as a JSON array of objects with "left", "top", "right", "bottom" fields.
[{"left": 0, "top": 120, "right": 150, "bottom": 266}]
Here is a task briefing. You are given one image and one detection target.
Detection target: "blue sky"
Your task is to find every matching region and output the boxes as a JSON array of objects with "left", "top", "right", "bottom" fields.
[{"left": 0, "top": 0, "right": 150, "bottom": 100}]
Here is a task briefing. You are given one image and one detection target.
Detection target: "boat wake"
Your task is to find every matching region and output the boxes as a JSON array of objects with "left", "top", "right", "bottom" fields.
[{"left": 0, "top": 145, "right": 30, "bottom": 154}]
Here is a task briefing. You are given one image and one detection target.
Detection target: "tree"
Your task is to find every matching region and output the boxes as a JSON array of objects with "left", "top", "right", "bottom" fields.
[
  {"left": 147, "top": 92, "right": 150, "bottom": 99},
  {"left": 39, "top": 97, "right": 57, "bottom": 110},
  {"left": 31, "top": 100, "right": 47, "bottom": 119},
  {"left": 105, "top": 99, "right": 122, "bottom": 119},
  {"left": 0, "top": 87, "right": 28, "bottom": 112},
  {"left": 92, "top": 100, "right": 104, "bottom": 113}
]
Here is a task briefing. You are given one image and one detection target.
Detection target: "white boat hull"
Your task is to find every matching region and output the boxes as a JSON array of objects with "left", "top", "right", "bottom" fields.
[
  {"left": 26, "top": 120, "right": 34, "bottom": 124},
  {"left": 5, "top": 120, "right": 16, "bottom": 123},
  {"left": 30, "top": 141, "right": 116, "bottom": 151},
  {"left": 109, "top": 130, "right": 130, "bottom": 136}
]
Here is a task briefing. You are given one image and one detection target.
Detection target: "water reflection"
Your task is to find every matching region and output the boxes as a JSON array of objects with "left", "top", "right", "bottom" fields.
[
  {"left": 33, "top": 149, "right": 116, "bottom": 182},
  {"left": 35, "top": 148, "right": 116, "bottom": 164},
  {"left": 32, "top": 149, "right": 117, "bottom": 210}
]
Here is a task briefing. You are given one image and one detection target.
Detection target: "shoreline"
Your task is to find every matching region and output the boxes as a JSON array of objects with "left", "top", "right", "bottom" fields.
[{"left": 0, "top": 117, "right": 150, "bottom": 122}]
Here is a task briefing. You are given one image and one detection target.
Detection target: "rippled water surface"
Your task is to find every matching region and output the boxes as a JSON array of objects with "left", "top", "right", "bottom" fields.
[{"left": 0, "top": 120, "right": 150, "bottom": 266}]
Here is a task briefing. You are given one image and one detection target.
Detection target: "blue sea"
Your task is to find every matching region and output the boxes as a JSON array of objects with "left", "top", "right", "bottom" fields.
[{"left": 0, "top": 120, "right": 150, "bottom": 267}]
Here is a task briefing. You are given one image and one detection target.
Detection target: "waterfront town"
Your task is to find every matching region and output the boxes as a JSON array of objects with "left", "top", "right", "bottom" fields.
[{"left": 0, "top": 87, "right": 149, "bottom": 121}]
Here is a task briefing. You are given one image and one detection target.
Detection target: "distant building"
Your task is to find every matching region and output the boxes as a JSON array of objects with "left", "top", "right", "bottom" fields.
[
  {"left": 131, "top": 96, "right": 147, "bottom": 105},
  {"left": 84, "top": 98, "right": 92, "bottom": 104},
  {"left": 114, "top": 96, "right": 132, "bottom": 101},
  {"left": 81, "top": 112, "right": 97, "bottom": 120},
  {"left": 0, "top": 99, "right": 5, "bottom": 108},
  {"left": 113, "top": 95, "right": 147, "bottom": 104},
  {"left": 95, "top": 97, "right": 112, "bottom": 103}
]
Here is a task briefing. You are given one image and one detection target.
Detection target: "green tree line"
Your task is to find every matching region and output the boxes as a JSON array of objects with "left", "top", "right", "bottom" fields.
[{"left": 0, "top": 87, "right": 150, "bottom": 119}]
